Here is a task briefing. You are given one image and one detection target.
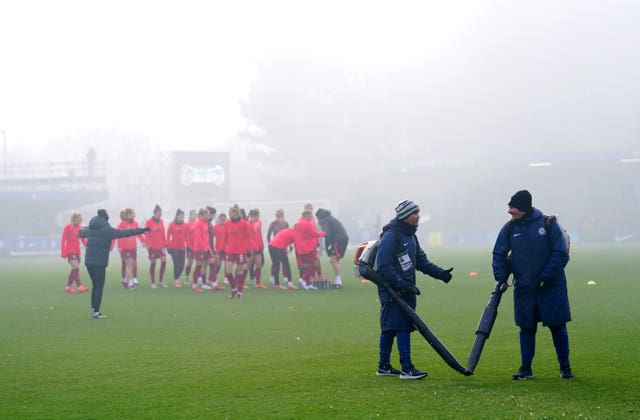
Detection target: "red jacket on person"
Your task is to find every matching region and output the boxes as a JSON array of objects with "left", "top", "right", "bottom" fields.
[
  {"left": 250, "top": 219, "right": 264, "bottom": 251},
  {"left": 185, "top": 221, "right": 194, "bottom": 249},
  {"left": 294, "top": 217, "right": 326, "bottom": 255},
  {"left": 213, "top": 223, "right": 226, "bottom": 253},
  {"left": 60, "top": 223, "right": 86, "bottom": 257},
  {"left": 115, "top": 220, "right": 144, "bottom": 250},
  {"left": 191, "top": 218, "right": 211, "bottom": 252},
  {"left": 268, "top": 228, "right": 295, "bottom": 250},
  {"left": 144, "top": 217, "right": 166, "bottom": 250},
  {"left": 224, "top": 217, "right": 252, "bottom": 255},
  {"left": 167, "top": 221, "right": 188, "bottom": 250}
]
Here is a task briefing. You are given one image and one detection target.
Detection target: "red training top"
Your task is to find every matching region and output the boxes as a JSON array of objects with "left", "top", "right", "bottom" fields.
[
  {"left": 191, "top": 218, "right": 212, "bottom": 252},
  {"left": 60, "top": 223, "right": 86, "bottom": 257},
  {"left": 213, "top": 223, "right": 226, "bottom": 253},
  {"left": 144, "top": 217, "right": 166, "bottom": 250},
  {"left": 185, "top": 221, "right": 194, "bottom": 249},
  {"left": 224, "top": 218, "right": 252, "bottom": 255},
  {"left": 250, "top": 219, "right": 264, "bottom": 251},
  {"left": 294, "top": 217, "right": 326, "bottom": 255},
  {"left": 116, "top": 220, "right": 144, "bottom": 250},
  {"left": 268, "top": 228, "right": 295, "bottom": 250},
  {"left": 167, "top": 221, "right": 188, "bottom": 250}
]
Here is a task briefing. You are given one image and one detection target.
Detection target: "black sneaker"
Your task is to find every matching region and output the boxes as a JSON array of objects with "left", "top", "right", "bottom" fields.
[
  {"left": 376, "top": 366, "right": 401, "bottom": 377},
  {"left": 92, "top": 311, "right": 107, "bottom": 319},
  {"left": 512, "top": 367, "right": 533, "bottom": 380},
  {"left": 400, "top": 367, "right": 428, "bottom": 380},
  {"left": 560, "top": 365, "right": 574, "bottom": 379}
]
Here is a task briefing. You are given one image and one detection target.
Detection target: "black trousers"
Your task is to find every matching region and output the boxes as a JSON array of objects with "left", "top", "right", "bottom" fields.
[
  {"left": 86, "top": 265, "right": 106, "bottom": 312},
  {"left": 268, "top": 246, "right": 291, "bottom": 285},
  {"left": 168, "top": 248, "right": 186, "bottom": 279}
]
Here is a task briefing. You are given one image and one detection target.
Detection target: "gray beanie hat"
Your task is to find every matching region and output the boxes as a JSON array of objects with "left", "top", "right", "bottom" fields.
[{"left": 395, "top": 200, "right": 420, "bottom": 220}]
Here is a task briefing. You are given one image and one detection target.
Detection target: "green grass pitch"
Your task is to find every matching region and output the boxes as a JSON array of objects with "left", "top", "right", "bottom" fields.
[{"left": 1, "top": 245, "right": 638, "bottom": 418}]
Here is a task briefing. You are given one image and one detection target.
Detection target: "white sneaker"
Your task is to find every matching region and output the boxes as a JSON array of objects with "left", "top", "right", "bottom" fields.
[
  {"left": 133, "top": 278, "right": 139, "bottom": 285},
  {"left": 201, "top": 284, "right": 212, "bottom": 290},
  {"left": 206, "top": 280, "right": 214, "bottom": 288},
  {"left": 299, "top": 279, "right": 309, "bottom": 290},
  {"left": 184, "top": 276, "right": 190, "bottom": 285},
  {"left": 151, "top": 283, "right": 158, "bottom": 289},
  {"left": 223, "top": 278, "right": 230, "bottom": 284},
  {"left": 307, "top": 282, "right": 318, "bottom": 290},
  {"left": 269, "top": 276, "right": 275, "bottom": 285},
  {"left": 159, "top": 282, "right": 169, "bottom": 288}
]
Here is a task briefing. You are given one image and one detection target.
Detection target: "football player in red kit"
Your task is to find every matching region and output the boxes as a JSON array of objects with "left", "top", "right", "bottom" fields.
[
  {"left": 144, "top": 204, "right": 168, "bottom": 288},
  {"left": 266, "top": 208, "right": 289, "bottom": 286},
  {"left": 248, "top": 208, "right": 267, "bottom": 288},
  {"left": 203, "top": 206, "right": 225, "bottom": 291},
  {"left": 116, "top": 208, "right": 144, "bottom": 289},
  {"left": 224, "top": 205, "right": 252, "bottom": 299},
  {"left": 304, "top": 202, "right": 323, "bottom": 279},
  {"left": 267, "top": 227, "right": 296, "bottom": 290},
  {"left": 294, "top": 210, "right": 326, "bottom": 290},
  {"left": 60, "top": 211, "right": 89, "bottom": 293},
  {"left": 166, "top": 209, "right": 189, "bottom": 288},
  {"left": 213, "top": 213, "right": 228, "bottom": 286},
  {"left": 191, "top": 207, "right": 213, "bottom": 292},
  {"left": 183, "top": 209, "right": 197, "bottom": 285}
]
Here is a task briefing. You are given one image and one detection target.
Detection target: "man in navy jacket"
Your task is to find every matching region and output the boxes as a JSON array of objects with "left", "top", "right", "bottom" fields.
[
  {"left": 492, "top": 190, "right": 574, "bottom": 380},
  {"left": 374, "top": 200, "right": 453, "bottom": 379}
]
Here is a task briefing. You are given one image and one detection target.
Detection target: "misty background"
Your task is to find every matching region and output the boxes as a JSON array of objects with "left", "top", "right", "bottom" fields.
[{"left": 1, "top": 0, "right": 639, "bottom": 255}]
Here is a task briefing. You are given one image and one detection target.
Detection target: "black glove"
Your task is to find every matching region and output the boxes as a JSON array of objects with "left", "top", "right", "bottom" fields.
[
  {"left": 398, "top": 284, "right": 420, "bottom": 296},
  {"left": 441, "top": 267, "right": 454, "bottom": 283},
  {"left": 143, "top": 227, "right": 151, "bottom": 232},
  {"left": 538, "top": 277, "right": 551, "bottom": 289},
  {"left": 246, "top": 251, "right": 253, "bottom": 258}
]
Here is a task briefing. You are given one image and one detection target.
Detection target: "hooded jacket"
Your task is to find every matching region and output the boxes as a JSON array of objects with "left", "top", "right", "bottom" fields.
[
  {"left": 492, "top": 207, "right": 571, "bottom": 328},
  {"left": 293, "top": 217, "right": 325, "bottom": 255},
  {"left": 79, "top": 215, "right": 147, "bottom": 267},
  {"left": 375, "top": 218, "right": 450, "bottom": 332},
  {"left": 315, "top": 209, "right": 348, "bottom": 246}
]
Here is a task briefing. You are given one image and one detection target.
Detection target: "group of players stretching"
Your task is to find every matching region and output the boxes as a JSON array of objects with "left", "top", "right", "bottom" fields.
[{"left": 61, "top": 203, "right": 347, "bottom": 299}]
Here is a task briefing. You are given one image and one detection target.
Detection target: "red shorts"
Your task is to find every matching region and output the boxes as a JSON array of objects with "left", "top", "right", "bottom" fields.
[
  {"left": 298, "top": 251, "right": 318, "bottom": 267},
  {"left": 224, "top": 253, "right": 246, "bottom": 264},
  {"left": 66, "top": 254, "right": 80, "bottom": 263},
  {"left": 193, "top": 249, "right": 212, "bottom": 262},
  {"left": 120, "top": 249, "right": 137, "bottom": 259},
  {"left": 148, "top": 248, "right": 166, "bottom": 259}
]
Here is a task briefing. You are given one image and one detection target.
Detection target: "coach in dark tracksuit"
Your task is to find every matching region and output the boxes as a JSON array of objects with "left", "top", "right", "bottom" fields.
[
  {"left": 492, "top": 190, "right": 573, "bottom": 380},
  {"left": 315, "top": 209, "right": 349, "bottom": 288},
  {"left": 79, "top": 209, "right": 148, "bottom": 319}
]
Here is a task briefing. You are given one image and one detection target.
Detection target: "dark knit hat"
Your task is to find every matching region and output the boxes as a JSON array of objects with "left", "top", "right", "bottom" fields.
[
  {"left": 97, "top": 209, "right": 109, "bottom": 221},
  {"left": 395, "top": 200, "right": 420, "bottom": 220},
  {"left": 508, "top": 190, "right": 532, "bottom": 214}
]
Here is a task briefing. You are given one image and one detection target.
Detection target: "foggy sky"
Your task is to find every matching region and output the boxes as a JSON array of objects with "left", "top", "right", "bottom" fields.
[{"left": 0, "top": 0, "right": 639, "bottom": 241}]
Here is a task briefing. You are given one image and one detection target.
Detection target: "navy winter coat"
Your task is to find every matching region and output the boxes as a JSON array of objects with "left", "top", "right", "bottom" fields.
[
  {"left": 492, "top": 208, "right": 571, "bottom": 328},
  {"left": 79, "top": 215, "right": 146, "bottom": 267},
  {"left": 376, "top": 219, "right": 450, "bottom": 332}
]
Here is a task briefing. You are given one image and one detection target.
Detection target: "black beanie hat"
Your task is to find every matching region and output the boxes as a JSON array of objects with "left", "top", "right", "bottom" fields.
[
  {"left": 508, "top": 190, "right": 532, "bottom": 214},
  {"left": 97, "top": 209, "right": 109, "bottom": 221}
]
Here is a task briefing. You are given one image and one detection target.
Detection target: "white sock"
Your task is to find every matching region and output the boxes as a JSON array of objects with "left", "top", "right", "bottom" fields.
[{"left": 335, "top": 275, "right": 342, "bottom": 285}]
